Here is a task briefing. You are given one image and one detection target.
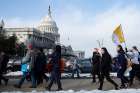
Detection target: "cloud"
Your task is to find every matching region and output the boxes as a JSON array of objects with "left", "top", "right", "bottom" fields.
[
  {"left": 4, "top": 18, "right": 38, "bottom": 28},
  {"left": 57, "top": 4, "right": 140, "bottom": 57},
  {"left": 4, "top": 4, "right": 140, "bottom": 57}
]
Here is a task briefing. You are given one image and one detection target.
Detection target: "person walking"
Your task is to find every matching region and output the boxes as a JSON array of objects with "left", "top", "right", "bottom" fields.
[
  {"left": 29, "top": 48, "right": 39, "bottom": 88},
  {"left": 14, "top": 51, "right": 31, "bottom": 88},
  {"left": 129, "top": 46, "right": 140, "bottom": 86},
  {"left": 36, "top": 48, "right": 48, "bottom": 85},
  {"left": 0, "top": 51, "right": 9, "bottom": 85},
  {"left": 98, "top": 47, "right": 118, "bottom": 90},
  {"left": 116, "top": 45, "right": 129, "bottom": 88},
  {"left": 46, "top": 45, "right": 62, "bottom": 91},
  {"left": 91, "top": 48, "right": 101, "bottom": 83},
  {"left": 71, "top": 58, "right": 80, "bottom": 78}
]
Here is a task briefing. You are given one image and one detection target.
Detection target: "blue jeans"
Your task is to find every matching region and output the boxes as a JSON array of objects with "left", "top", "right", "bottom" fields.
[
  {"left": 18, "top": 72, "right": 28, "bottom": 87},
  {"left": 72, "top": 68, "right": 80, "bottom": 78}
]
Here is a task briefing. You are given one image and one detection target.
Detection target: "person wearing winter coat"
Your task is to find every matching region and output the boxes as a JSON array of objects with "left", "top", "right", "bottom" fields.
[
  {"left": 29, "top": 48, "right": 40, "bottom": 88},
  {"left": 46, "top": 45, "right": 62, "bottom": 91},
  {"left": 98, "top": 47, "right": 118, "bottom": 90},
  {"left": 35, "top": 48, "right": 48, "bottom": 85},
  {"left": 71, "top": 58, "right": 80, "bottom": 78},
  {"left": 129, "top": 46, "right": 140, "bottom": 86},
  {"left": 0, "top": 51, "right": 9, "bottom": 85},
  {"left": 116, "top": 45, "right": 129, "bottom": 88},
  {"left": 14, "top": 51, "right": 31, "bottom": 88},
  {"left": 91, "top": 49, "right": 101, "bottom": 83}
]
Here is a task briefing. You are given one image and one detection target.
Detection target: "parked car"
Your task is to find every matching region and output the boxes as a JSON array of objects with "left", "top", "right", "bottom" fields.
[
  {"left": 77, "top": 58, "right": 92, "bottom": 73},
  {"left": 61, "top": 54, "right": 77, "bottom": 73},
  {"left": 7, "top": 57, "right": 22, "bottom": 72}
]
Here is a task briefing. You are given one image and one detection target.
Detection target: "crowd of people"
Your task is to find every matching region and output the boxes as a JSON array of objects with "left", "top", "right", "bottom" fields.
[
  {"left": 0, "top": 44, "right": 140, "bottom": 91},
  {"left": 14, "top": 45, "right": 63, "bottom": 91},
  {"left": 91, "top": 45, "right": 140, "bottom": 90},
  {"left": 92, "top": 47, "right": 118, "bottom": 90}
]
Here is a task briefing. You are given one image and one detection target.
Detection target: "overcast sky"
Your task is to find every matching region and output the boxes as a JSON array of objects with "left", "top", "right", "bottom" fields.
[{"left": 0, "top": 0, "right": 140, "bottom": 57}]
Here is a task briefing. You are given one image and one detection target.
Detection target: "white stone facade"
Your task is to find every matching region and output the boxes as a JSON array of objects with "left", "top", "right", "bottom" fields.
[
  {"left": 74, "top": 51, "right": 85, "bottom": 59},
  {"left": 38, "top": 6, "right": 60, "bottom": 44},
  {"left": 2, "top": 6, "right": 60, "bottom": 49}
]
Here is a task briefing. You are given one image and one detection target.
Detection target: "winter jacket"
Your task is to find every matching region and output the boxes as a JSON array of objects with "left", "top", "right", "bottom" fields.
[
  {"left": 29, "top": 50, "right": 39, "bottom": 71},
  {"left": 22, "top": 51, "right": 31, "bottom": 64},
  {"left": 116, "top": 52, "right": 127, "bottom": 69},
  {"left": 48, "top": 51, "right": 61, "bottom": 80},
  {"left": 34, "top": 52, "right": 46, "bottom": 72},
  {"left": 0, "top": 54, "right": 9, "bottom": 73},
  {"left": 92, "top": 52, "right": 101, "bottom": 74},
  {"left": 50, "top": 51, "right": 61, "bottom": 71},
  {"left": 127, "top": 51, "right": 139, "bottom": 64},
  {"left": 101, "top": 54, "right": 112, "bottom": 73}
]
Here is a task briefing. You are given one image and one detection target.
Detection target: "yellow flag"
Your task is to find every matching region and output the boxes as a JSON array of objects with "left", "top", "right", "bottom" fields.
[{"left": 112, "top": 25, "right": 125, "bottom": 44}]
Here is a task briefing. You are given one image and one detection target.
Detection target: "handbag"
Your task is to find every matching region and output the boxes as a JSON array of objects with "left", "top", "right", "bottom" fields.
[
  {"left": 46, "top": 63, "right": 53, "bottom": 73},
  {"left": 124, "top": 66, "right": 132, "bottom": 76},
  {"left": 45, "top": 58, "right": 65, "bottom": 73},
  {"left": 21, "top": 63, "right": 29, "bottom": 72},
  {"left": 59, "top": 58, "right": 65, "bottom": 73},
  {"left": 127, "top": 59, "right": 133, "bottom": 68}
]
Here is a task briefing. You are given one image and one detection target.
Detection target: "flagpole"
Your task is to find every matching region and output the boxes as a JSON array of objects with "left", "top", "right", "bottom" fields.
[
  {"left": 101, "top": 39, "right": 104, "bottom": 47},
  {"left": 120, "top": 24, "right": 128, "bottom": 52},
  {"left": 97, "top": 40, "right": 101, "bottom": 48}
]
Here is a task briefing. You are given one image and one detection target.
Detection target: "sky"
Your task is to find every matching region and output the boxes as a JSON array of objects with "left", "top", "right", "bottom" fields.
[{"left": 0, "top": 0, "right": 140, "bottom": 57}]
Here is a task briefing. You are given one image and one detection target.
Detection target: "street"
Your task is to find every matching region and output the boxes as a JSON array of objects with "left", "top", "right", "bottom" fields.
[{"left": 1, "top": 75, "right": 140, "bottom": 92}]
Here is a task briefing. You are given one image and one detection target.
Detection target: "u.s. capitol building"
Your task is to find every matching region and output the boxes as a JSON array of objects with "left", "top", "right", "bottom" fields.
[{"left": 0, "top": 6, "right": 60, "bottom": 49}]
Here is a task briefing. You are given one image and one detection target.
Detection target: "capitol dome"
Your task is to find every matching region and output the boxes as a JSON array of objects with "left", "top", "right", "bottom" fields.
[{"left": 38, "top": 6, "right": 58, "bottom": 33}]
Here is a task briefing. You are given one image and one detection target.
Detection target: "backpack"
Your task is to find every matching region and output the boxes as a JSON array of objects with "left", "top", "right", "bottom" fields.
[
  {"left": 21, "top": 63, "right": 29, "bottom": 72},
  {"left": 138, "top": 52, "right": 140, "bottom": 62}
]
